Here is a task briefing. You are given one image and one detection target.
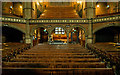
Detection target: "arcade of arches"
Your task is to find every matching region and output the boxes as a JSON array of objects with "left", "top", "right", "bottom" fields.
[
  {"left": 2, "top": 25, "right": 120, "bottom": 46},
  {"left": 32, "top": 26, "right": 86, "bottom": 47}
]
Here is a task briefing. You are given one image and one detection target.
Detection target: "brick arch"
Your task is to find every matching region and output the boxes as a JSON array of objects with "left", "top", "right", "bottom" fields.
[
  {"left": 93, "top": 23, "right": 120, "bottom": 34},
  {"left": 69, "top": 25, "right": 87, "bottom": 36},
  {"left": 2, "top": 24, "right": 25, "bottom": 33}
]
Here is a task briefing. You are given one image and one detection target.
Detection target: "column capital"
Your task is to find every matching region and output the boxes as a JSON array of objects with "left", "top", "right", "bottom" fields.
[{"left": 66, "top": 32, "right": 69, "bottom": 36}]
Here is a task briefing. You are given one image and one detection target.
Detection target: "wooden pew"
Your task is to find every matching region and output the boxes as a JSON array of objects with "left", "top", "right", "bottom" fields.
[
  {"left": 21, "top": 53, "right": 92, "bottom": 55},
  {"left": 107, "top": 52, "right": 120, "bottom": 55},
  {"left": 2, "top": 43, "right": 30, "bottom": 61},
  {"left": 16, "top": 55, "right": 96, "bottom": 58},
  {"left": 2, "top": 68, "right": 115, "bottom": 75},
  {"left": 10, "top": 58, "right": 100, "bottom": 62},
  {"left": 25, "top": 51, "right": 89, "bottom": 53},
  {"left": 3, "top": 62, "right": 105, "bottom": 68}
]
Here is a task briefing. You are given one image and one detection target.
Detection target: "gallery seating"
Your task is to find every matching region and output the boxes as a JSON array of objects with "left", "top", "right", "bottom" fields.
[{"left": 39, "top": 6, "right": 80, "bottom": 19}]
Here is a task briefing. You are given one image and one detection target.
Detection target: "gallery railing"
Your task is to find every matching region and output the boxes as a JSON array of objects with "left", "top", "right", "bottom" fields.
[
  {"left": 93, "top": 15, "right": 120, "bottom": 23},
  {"left": 0, "top": 16, "right": 26, "bottom": 23},
  {"left": 0, "top": 14, "right": 120, "bottom": 24}
]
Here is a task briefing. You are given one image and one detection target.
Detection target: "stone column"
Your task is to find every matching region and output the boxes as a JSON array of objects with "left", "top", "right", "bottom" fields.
[
  {"left": 2, "top": 2, "right": 7, "bottom": 10},
  {"left": 67, "top": 32, "right": 69, "bottom": 44},
  {"left": 71, "top": 32, "right": 73, "bottom": 43},
  {"left": 87, "top": 18, "right": 93, "bottom": 43},
  {"left": 77, "top": 31, "right": 79, "bottom": 43},
  {"left": 93, "top": 34, "right": 96, "bottom": 44},
  {"left": 30, "top": 34, "right": 33, "bottom": 46},
  {"left": 85, "top": 2, "right": 95, "bottom": 44},
  {"left": 118, "top": 33, "right": 120, "bottom": 42},
  {"left": 23, "top": 2, "right": 33, "bottom": 44},
  {"left": 40, "top": 28, "right": 43, "bottom": 43},
  {"left": 48, "top": 31, "right": 51, "bottom": 44},
  {"left": 25, "top": 20, "right": 31, "bottom": 44},
  {"left": 113, "top": 2, "right": 119, "bottom": 13},
  {"left": 118, "top": 1, "right": 120, "bottom": 12}
]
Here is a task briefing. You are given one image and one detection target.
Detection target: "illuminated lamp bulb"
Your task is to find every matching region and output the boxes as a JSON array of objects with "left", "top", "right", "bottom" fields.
[
  {"left": 97, "top": 5, "right": 99, "bottom": 7},
  {"left": 80, "top": 1, "right": 82, "bottom": 4},
  {"left": 74, "top": 30, "right": 76, "bottom": 32},
  {"left": 77, "top": 1, "right": 82, "bottom": 4},
  {"left": 42, "top": 14, "right": 44, "bottom": 15},
  {"left": 20, "top": 6, "right": 22, "bottom": 8},
  {"left": 40, "top": 0, "right": 42, "bottom": 3},
  {"left": 37, "top": 2, "right": 39, "bottom": 5},
  {"left": 10, "top": 6, "right": 12, "bottom": 9},
  {"left": 77, "top": 1, "right": 80, "bottom": 3},
  {"left": 44, "top": 29, "right": 47, "bottom": 32},
  {"left": 107, "top": 5, "right": 110, "bottom": 8}
]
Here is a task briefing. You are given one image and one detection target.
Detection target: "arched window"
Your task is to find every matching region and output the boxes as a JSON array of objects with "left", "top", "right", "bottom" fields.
[{"left": 55, "top": 27, "right": 65, "bottom": 34}]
